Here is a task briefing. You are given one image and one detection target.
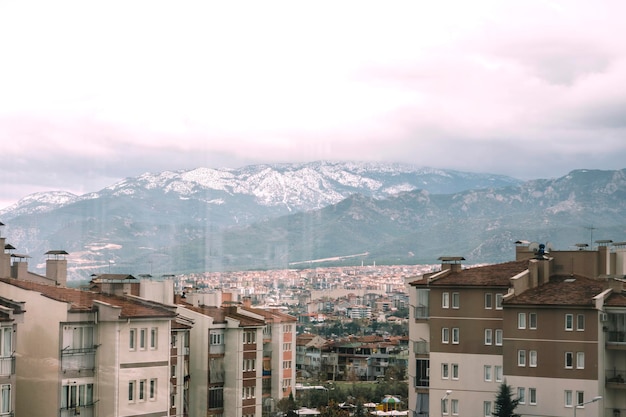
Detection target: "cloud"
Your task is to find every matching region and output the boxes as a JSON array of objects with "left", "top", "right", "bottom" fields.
[{"left": 1, "top": 0, "right": 626, "bottom": 207}]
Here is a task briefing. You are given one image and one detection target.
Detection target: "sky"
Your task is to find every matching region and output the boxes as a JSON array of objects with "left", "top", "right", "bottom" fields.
[{"left": 1, "top": 0, "right": 626, "bottom": 209}]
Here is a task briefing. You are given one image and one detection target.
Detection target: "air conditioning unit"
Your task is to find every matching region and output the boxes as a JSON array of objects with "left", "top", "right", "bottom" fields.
[{"left": 600, "top": 312, "right": 608, "bottom": 322}]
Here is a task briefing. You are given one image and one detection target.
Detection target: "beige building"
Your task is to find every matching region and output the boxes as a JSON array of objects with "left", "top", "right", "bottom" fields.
[{"left": 408, "top": 242, "right": 626, "bottom": 417}]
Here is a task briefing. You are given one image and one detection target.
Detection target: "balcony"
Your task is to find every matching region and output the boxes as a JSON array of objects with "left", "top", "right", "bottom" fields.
[
  {"left": 60, "top": 404, "right": 94, "bottom": 417},
  {"left": 606, "top": 369, "right": 626, "bottom": 389},
  {"left": 414, "top": 305, "right": 429, "bottom": 320},
  {"left": 61, "top": 347, "right": 96, "bottom": 374},
  {"left": 413, "top": 341, "right": 429, "bottom": 355},
  {"left": 0, "top": 356, "right": 15, "bottom": 376},
  {"left": 414, "top": 375, "right": 429, "bottom": 387}
]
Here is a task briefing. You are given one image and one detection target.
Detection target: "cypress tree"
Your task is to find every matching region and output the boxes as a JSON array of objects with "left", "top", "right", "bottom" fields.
[{"left": 493, "top": 382, "right": 520, "bottom": 417}]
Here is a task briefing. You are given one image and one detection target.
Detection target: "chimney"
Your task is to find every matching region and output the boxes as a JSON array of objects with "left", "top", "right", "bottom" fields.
[
  {"left": 596, "top": 241, "right": 612, "bottom": 276},
  {"left": 10, "top": 255, "right": 29, "bottom": 280},
  {"left": 45, "top": 250, "right": 68, "bottom": 287},
  {"left": 439, "top": 256, "right": 465, "bottom": 273},
  {"left": 0, "top": 237, "right": 10, "bottom": 278},
  {"left": 242, "top": 296, "right": 252, "bottom": 308}
]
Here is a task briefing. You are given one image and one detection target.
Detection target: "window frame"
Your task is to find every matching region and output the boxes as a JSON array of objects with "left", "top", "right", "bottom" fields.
[
  {"left": 451, "top": 399, "right": 459, "bottom": 416},
  {"left": 484, "top": 365, "right": 492, "bottom": 382},
  {"left": 451, "top": 363, "right": 459, "bottom": 380},
  {"left": 442, "top": 292, "right": 450, "bottom": 309},
  {"left": 518, "top": 313, "right": 526, "bottom": 329},
  {"left": 494, "top": 365, "right": 503, "bottom": 382},
  {"left": 565, "top": 390, "right": 573, "bottom": 407},
  {"left": 529, "top": 312, "right": 537, "bottom": 329},
  {"left": 483, "top": 401, "right": 491, "bottom": 417},
  {"left": 442, "top": 363, "right": 449, "bottom": 379},
  {"left": 529, "top": 388, "right": 537, "bottom": 405},
  {"left": 441, "top": 398, "right": 449, "bottom": 415},
  {"left": 529, "top": 350, "right": 537, "bottom": 367},
  {"left": 576, "top": 352, "right": 585, "bottom": 369},
  {"left": 442, "top": 328, "right": 450, "bottom": 344},
  {"left": 565, "top": 352, "right": 573, "bottom": 369},
  {"left": 495, "top": 329, "right": 503, "bottom": 346},
  {"left": 484, "top": 329, "right": 493, "bottom": 345},
  {"left": 451, "top": 292, "right": 460, "bottom": 309},
  {"left": 517, "top": 387, "right": 525, "bottom": 404},
  {"left": 129, "top": 328, "right": 137, "bottom": 351},
  {"left": 485, "top": 293, "right": 493, "bottom": 309},
  {"left": 518, "top": 349, "right": 526, "bottom": 367},
  {"left": 495, "top": 293, "right": 503, "bottom": 310},
  {"left": 565, "top": 314, "right": 574, "bottom": 331},
  {"left": 577, "top": 314, "right": 585, "bottom": 331},
  {"left": 452, "top": 327, "right": 459, "bottom": 344}
]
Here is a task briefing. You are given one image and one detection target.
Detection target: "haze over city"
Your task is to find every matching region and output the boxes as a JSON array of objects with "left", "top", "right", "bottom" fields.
[{"left": 2, "top": 0, "right": 626, "bottom": 208}]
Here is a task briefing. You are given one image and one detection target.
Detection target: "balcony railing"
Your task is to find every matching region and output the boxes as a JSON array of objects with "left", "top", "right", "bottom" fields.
[
  {"left": 413, "top": 341, "right": 429, "bottom": 355},
  {"left": 414, "top": 376, "right": 429, "bottom": 387},
  {"left": 0, "top": 357, "right": 15, "bottom": 376},
  {"left": 61, "top": 348, "right": 96, "bottom": 372},
  {"left": 414, "top": 305, "right": 429, "bottom": 319},
  {"left": 60, "top": 404, "right": 95, "bottom": 417},
  {"left": 606, "top": 369, "right": 626, "bottom": 388},
  {"left": 607, "top": 331, "right": 626, "bottom": 343}
]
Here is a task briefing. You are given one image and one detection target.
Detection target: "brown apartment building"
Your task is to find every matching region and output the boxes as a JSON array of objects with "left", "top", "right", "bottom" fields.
[{"left": 408, "top": 242, "right": 626, "bottom": 417}]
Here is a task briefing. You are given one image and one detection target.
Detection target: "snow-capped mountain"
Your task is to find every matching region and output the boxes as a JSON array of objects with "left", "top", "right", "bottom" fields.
[{"left": 2, "top": 162, "right": 625, "bottom": 280}]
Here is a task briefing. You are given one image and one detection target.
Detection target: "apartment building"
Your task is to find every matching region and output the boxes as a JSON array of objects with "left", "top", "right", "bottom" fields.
[
  {"left": 408, "top": 243, "right": 626, "bottom": 417},
  {"left": 0, "top": 274, "right": 177, "bottom": 417}
]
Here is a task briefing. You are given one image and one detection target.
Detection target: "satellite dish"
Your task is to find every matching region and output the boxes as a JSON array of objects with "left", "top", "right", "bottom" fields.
[
  {"left": 545, "top": 242, "right": 554, "bottom": 252},
  {"left": 528, "top": 242, "right": 540, "bottom": 253}
]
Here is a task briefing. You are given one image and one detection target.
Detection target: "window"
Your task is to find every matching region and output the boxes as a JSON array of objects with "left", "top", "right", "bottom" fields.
[
  {"left": 129, "top": 328, "right": 136, "bottom": 350},
  {"left": 483, "top": 401, "right": 492, "bottom": 417},
  {"left": 0, "top": 384, "right": 9, "bottom": 414},
  {"left": 529, "top": 350, "right": 537, "bottom": 367},
  {"left": 283, "top": 361, "right": 292, "bottom": 369},
  {"left": 442, "top": 328, "right": 450, "bottom": 344},
  {"left": 452, "top": 328, "right": 459, "bottom": 344},
  {"left": 484, "top": 329, "right": 493, "bottom": 345},
  {"left": 518, "top": 350, "right": 526, "bottom": 367},
  {"left": 517, "top": 387, "right": 525, "bottom": 404},
  {"left": 243, "top": 358, "right": 256, "bottom": 371},
  {"left": 1, "top": 328, "right": 11, "bottom": 357},
  {"left": 150, "top": 379, "right": 157, "bottom": 400},
  {"left": 576, "top": 391, "right": 584, "bottom": 407},
  {"left": 565, "top": 352, "right": 573, "bottom": 369},
  {"left": 139, "top": 328, "right": 147, "bottom": 350},
  {"left": 442, "top": 363, "right": 449, "bottom": 379},
  {"left": 518, "top": 313, "right": 526, "bottom": 329},
  {"left": 529, "top": 313, "right": 537, "bottom": 329},
  {"left": 485, "top": 293, "right": 493, "bottom": 309},
  {"left": 129, "top": 380, "right": 136, "bottom": 402},
  {"left": 283, "top": 324, "right": 292, "bottom": 333},
  {"left": 484, "top": 365, "right": 492, "bottom": 381},
  {"left": 577, "top": 314, "right": 585, "bottom": 331},
  {"left": 451, "top": 363, "right": 459, "bottom": 380},
  {"left": 210, "top": 331, "right": 224, "bottom": 345},
  {"left": 62, "top": 383, "right": 93, "bottom": 409},
  {"left": 244, "top": 330, "right": 256, "bottom": 344},
  {"left": 243, "top": 386, "right": 256, "bottom": 399},
  {"left": 150, "top": 328, "right": 157, "bottom": 349},
  {"left": 442, "top": 292, "right": 450, "bottom": 309},
  {"left": 208, "top": 387, "right": 224, "bottom": 409},
  {"left": 576, "top": 352, "right": 585, "bottom": 369},
  {"left": 495, "top": 329, "right": 503, "bottom": 346},
  {"left": 451, "top": 399, "right": 459, "bottom": 415},
  {"left": 495, "top": 293, "right": 503, "bottom": 310},
  {"left": 495, "top": 365, "right": 503, "bottom": 382},
  {"left": 139, "top": 379, "right": 146, "bottom": 401},
  {"left": 283, "top": 343, "right": 291, "bottom": 351},
  {"left": 565, "top": 314, "right": 573, "bottom": 331},
  {"left": 452, "top": 292, "right": 459, "bottom": 309},
  {"left": 442, "top": 399, "right": 449, "bottom": 415},
  {"left": 529, "top": 388, "right": 536, "bottom": 405},
  {"left": 565, "top": 390, "right": 573, "bottom": 407}
]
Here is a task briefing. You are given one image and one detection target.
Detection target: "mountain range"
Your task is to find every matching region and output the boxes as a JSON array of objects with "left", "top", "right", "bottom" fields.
[{"left": 1, "top": 162, "right": 625, "bottom": 280}]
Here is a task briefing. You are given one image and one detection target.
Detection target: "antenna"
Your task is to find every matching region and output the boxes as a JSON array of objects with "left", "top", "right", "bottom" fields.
[{"left": 585, "top": 225, "right": 596, "bottom": 249}]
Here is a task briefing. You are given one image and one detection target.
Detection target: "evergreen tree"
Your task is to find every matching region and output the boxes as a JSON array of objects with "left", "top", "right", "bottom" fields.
[{"left": 493, "top": 382, "right": 520, "bottom": 417}]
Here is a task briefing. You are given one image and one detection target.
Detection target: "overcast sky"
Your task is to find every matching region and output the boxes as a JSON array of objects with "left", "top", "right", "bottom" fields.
[{"left": 1, "top": 0, "right": 625, "bottom": 209}]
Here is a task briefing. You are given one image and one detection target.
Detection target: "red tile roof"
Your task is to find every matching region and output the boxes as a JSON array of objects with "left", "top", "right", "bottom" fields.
[
  {"left": 411, "top": 260, "right": 528, "bottom": 287},
  {"left": 0, "top": 278, "right": 175, "bottom": 319},
  {"left": 504, "top": 275, "right": 606, "bottom": 307}
]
